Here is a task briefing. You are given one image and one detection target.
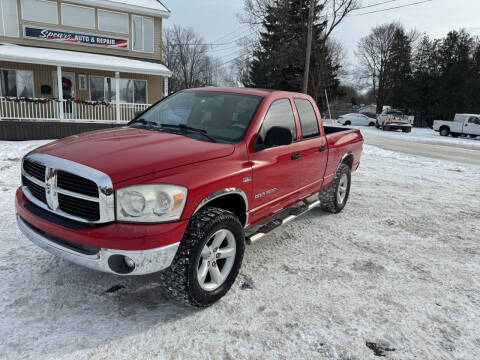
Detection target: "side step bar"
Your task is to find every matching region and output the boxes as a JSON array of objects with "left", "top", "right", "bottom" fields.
[{"left": 246, "top": 199, "right": 320, "bottom": 244}]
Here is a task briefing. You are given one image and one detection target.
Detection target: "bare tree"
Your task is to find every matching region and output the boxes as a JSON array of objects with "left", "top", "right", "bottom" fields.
[
  {"left": 240, "top": 0, "right": 360, "bottom": 42},
  {"left": 163, "top": 25, "right": 216, "bottom": 92},
  {"left": 356, "top": 23, "right": 400, "bottom": 113}
]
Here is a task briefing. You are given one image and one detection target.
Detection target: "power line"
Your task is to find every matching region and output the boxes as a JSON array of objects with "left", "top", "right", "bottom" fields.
[
  {"left": 349, "top": 0, "right": 432, "bottom": 16},
  {"left": 172, "top": 29, "right": 255, "bottom": 47},
  {"left": 208, "top": 44, "right": 242, "bottom": 54},
  {"left": 352, "top": 0, "right": 400, "bottom": 11},
  {"left": 212, "top": 24, "right": 250, "bottom": 44},
  {"left": 218, "top": 54, "right": 250, "bottom": 67}
]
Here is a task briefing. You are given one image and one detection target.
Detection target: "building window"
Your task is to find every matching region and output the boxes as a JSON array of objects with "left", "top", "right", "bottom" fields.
[
  {"left": 21, "top": 0, "right": 58, "bottom": 24},
  {"left": 0, "top": 70, "right": 34, "bottom": 98},
  {"left": 89, "top": 76, "right": 104, "bottom": 102},
  {"left": 61, "top": 4, "right": 95, "bottom": 29},
  {"left": 0, "top": 0, "right": 19, "bottom": 37},
  {"left": 91, "top": 76, "right": 147, "bottom": 103},
  {"left": 98, "top": 10, "right": 129, "bottom": 34},
  {"left": 132, "top": 15, "right": 154, "bottom": 53},
  {"left": 78, "top": 75, "right": 87, "bottom": 91}
]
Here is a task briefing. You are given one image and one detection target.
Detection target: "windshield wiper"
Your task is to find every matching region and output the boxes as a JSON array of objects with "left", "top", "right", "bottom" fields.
[
  {"left": 159, "top": 124, "right": 218, "bottom": 143},
  {"left": 129, "top": 118, "right": 159, "bottom": 128}
]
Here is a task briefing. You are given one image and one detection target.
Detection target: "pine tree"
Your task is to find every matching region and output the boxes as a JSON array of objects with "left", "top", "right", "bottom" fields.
[{"left": 246, "top": 0, "right": 339, "bottom": 108}]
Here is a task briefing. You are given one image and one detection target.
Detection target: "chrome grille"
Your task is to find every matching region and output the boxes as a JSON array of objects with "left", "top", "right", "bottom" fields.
[
  {"left": 22, "top": 175, "right": 46, "bottom": 203},
  {"left": 23, "top": 160, "right": 45, "bottom": 182},
  {"left": 57, "top": 170, "right": 99, "bottom": 197},
  {"left": 21, "top": 154, "right": 115, "bottom": 224}
]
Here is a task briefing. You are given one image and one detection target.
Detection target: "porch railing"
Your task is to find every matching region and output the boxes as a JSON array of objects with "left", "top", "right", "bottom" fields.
[{"left": 0, "top": 97, "right": 150, "bottom": 123}]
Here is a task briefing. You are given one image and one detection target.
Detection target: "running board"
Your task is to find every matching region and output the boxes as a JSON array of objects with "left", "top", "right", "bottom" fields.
[{"left": 246, "top": 199, "right": 320, "bottom": 244}]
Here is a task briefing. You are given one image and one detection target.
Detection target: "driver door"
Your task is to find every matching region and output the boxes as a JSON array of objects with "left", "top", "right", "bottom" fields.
[
  {"left": 249, "top": 98, "right": 304, "bottom": 222},
  {"left": 466, "top": 116, "right": 480, "bottom": 136}
]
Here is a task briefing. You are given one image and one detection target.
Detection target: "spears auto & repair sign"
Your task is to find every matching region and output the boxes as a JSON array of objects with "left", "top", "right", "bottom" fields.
[{"left": 24, "top": 26, "right": 128, "bottom": 49}]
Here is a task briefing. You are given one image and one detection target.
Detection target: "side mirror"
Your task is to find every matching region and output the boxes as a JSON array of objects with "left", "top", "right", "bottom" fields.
[{"left": 255, "top": 126, "right": 293, "bottom": 150}]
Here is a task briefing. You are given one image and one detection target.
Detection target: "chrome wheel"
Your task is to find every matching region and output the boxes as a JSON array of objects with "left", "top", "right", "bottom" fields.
[
  {"left": 337, "top": 173, "right": 348, "bottom": 204},
  {"left": 196, "top": 229, "right": 236, "bottom": 292}
]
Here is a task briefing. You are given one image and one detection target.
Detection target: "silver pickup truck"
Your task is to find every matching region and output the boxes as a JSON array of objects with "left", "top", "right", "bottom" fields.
[{"left": 433, "top": 114, "right": 480, "bottom": 138}]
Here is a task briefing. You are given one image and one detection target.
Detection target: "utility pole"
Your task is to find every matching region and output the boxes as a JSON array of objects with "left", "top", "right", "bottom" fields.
[{"left": 302, "top": 0, "right": 315, "bottom": 94}]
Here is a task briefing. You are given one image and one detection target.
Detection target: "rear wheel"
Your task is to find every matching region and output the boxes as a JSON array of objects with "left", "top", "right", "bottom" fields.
[
  {"left": 369, "top": 122, "right": 375, "bottom": 127},
  {"left": 319, "top": 163, "right": 351, "bottom": 213},
  {"left": 344, "top": 121, "right": 351, "bottom": 126},
  {"left": 160, "top": 207, "right": 245, "bottom": 307},
  {"left": 440, "top": 127, "right": 450, "bottom": 136}
]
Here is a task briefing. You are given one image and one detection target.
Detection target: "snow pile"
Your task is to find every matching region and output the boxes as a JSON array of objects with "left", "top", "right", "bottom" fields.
[
  {"left": 0, "top": 141, "right": 479, "bottom": 359},
  {"left": 359, "top": 126, "right": 480, "bottom": 150}
]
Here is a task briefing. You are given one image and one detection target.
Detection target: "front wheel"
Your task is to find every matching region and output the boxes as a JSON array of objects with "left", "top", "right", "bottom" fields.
[
  {"left": 319, "top": 163, "right": 351, "bottom": 213},
  {"left": 160, "top": 207, "right": 245, "bottom": 307}
]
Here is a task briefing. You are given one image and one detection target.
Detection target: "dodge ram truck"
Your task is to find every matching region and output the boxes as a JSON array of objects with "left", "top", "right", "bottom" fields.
[{"left": 15, "top": 88, "right": 363, "bottom": 307}]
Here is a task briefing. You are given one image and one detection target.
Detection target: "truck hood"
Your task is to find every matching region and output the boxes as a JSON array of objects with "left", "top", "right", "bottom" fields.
[{"left": 33, "top": 127, "right": 235, "bottom": 184}]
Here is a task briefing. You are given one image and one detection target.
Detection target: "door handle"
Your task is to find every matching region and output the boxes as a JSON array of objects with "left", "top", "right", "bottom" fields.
[
  {"left": 291, "top": 153, "right": 302, "bottom": 160},
  {"left": 319, "top": 146, "right": 327, "bottom": 152}
]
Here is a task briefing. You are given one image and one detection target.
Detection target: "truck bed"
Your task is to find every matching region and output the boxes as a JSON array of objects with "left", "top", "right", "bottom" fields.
[{"left": 323, "top": 126, "right": 350, "bottom": 135}]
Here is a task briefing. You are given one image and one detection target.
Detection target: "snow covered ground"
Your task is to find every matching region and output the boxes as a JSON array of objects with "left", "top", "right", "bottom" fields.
[{"left": 1, "top": 141, "right": 479, "bottom": 360}]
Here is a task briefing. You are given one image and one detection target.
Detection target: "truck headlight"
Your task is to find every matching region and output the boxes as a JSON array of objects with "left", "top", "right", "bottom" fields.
[{"left": 116, "top": 184, "right": 187, "bottom": 223}]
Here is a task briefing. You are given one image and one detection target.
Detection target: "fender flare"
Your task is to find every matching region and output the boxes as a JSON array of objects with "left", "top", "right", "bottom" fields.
[
  {"left": 340, "top": 151, "right": 354, "bottom": 169},
  {"left": 193, "top": 187, "right": 249, "bottom": 225}
]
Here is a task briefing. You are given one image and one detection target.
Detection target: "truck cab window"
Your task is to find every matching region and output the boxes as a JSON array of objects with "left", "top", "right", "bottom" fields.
[
  {"left": 132, "top": 91, "right": 263, "bottom": 143},
  {"left": 294, "top": 98, "right": 320, "bottom": 138},
  {"left": 257, "top": 98, "right": 297, "bottom": 145},
  {"left": 468, "top": 117, "right": 480, "bottom": 125}
]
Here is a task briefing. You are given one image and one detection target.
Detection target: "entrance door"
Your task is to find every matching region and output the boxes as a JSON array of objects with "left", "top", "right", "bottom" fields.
[{"left": 53, "top": 72, "right": 76, "bottom": 119}]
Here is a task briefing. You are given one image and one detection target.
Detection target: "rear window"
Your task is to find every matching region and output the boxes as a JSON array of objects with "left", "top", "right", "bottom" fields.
[{"left": 294, "top": 98, "right": 320, "bottom": 138}]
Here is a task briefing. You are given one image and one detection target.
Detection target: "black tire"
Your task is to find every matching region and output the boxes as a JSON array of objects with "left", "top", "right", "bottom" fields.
[
  {"left": 160, "top": 207, "right": 245, "bottom": 307},
  {"left": 382, "top": 125, "right": 390, "bottom": 131},
  {"left": 319, "top": 163, "right": 351, "bottom": 213},
  {"left": 369, "top": 122, "right": 375, "bottom": 127},
  {"left": 375, "top": 121, "right": 380, "bottom": 129},
  {"left": 402, "top": 128, "right": 411, "bottom": 133},
  {"left": 470, "top": 135, "right": 477, "bottom": 138},
  {"left": 439, "top": 127, "right": 450, "bottom": 136},
  {"left": 344, "top": 121, "right": 351, "bottom": 126}
]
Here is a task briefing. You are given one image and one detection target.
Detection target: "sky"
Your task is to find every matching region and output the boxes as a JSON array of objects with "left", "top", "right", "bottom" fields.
[{"left": 162, "top": 0, "right": 480, "bottom": 76}]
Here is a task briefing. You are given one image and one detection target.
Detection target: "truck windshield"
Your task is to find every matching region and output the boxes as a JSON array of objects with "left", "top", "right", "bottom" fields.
[{"left": 129, "top": 91, "right": 263, "bottom": 143}]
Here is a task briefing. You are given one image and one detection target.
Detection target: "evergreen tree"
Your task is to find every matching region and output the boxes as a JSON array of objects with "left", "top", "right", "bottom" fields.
[{"left": 246, "top": 0, "right": 339, "bottom": 109}]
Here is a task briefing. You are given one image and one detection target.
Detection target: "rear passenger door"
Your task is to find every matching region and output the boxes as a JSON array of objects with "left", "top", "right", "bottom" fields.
[{"left": 293, "top": 98, "right": 328, "bottom": 193}]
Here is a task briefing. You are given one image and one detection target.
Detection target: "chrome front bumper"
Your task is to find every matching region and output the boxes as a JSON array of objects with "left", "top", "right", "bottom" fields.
[{"left": 16, "top": 215, "right": 179, "bottom": 276}]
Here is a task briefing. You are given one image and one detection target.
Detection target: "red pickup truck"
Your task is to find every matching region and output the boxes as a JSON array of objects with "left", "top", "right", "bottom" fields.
[{"left": 15, "top": 88, "right": 363, "bottom": 306}]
